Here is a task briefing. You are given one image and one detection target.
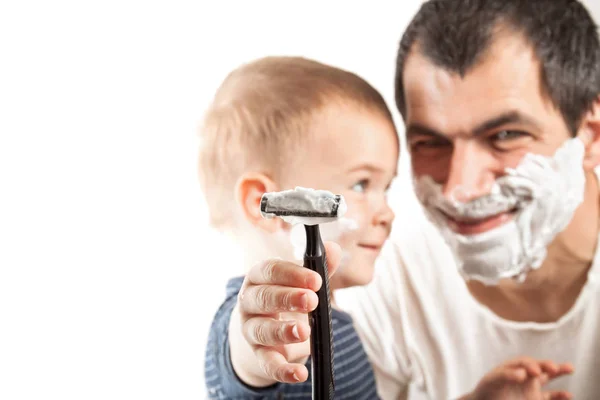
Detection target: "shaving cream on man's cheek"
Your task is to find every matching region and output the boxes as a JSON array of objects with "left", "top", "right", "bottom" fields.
[{"left": 414, "top": 138, "right": 586, "bottom": 285}]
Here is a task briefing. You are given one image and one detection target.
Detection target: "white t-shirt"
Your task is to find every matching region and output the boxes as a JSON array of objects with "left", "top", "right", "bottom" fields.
[{"left": 336, "top": 186, "right": 600, "bottom": 400}]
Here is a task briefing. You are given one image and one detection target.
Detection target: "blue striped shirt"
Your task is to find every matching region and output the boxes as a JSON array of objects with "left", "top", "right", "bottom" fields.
[{"left": 204, "top": 277, "right": 380, "bottom": 399}]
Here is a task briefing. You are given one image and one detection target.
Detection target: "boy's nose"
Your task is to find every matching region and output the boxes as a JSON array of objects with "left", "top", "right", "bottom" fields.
[
  {"left": 443, "top": 141, "right": 496, "bottom": 202},
  {"left": 372, "top": 199, "right": 394, "bottom": 227}
]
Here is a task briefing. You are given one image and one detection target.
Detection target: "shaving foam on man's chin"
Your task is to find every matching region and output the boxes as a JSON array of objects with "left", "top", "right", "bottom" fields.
[{"left": 414, "top": 137, "right": 587, "bottom": 285}]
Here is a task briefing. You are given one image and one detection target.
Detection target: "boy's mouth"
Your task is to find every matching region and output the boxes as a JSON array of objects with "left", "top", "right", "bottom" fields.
[{"left": 358, "top": 242, "right": 384, "bottom": 252}]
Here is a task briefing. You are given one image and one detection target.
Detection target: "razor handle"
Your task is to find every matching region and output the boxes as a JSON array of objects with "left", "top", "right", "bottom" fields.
[{"left": 303, "top": 224, "right": 335, "bottom": 400}]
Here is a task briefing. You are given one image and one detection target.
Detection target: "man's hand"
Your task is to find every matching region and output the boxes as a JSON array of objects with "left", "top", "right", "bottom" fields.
[
  {"left": 229, "top": 242, "right": 342, "bottom": 387},
  {"left": 462, "top": 357, "right": 574, "bottom": 400}
]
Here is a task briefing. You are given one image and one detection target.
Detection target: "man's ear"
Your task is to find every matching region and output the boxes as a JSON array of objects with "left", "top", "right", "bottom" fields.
[
  {"left": 234, "top": 172, "right": 284, "bottom": 233},
  {"left": 578, "top": 96, "right": 600, "bottom": 171}
]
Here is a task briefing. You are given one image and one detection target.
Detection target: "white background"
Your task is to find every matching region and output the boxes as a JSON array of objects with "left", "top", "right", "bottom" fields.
[{"left": 1, "top": 1, "right": 599, "bottom": 399}]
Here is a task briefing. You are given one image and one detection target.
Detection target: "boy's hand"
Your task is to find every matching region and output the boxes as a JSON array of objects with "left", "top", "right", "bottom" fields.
[
  {"left": 229, "top": 241, "right": 342, "bottom": 387},
  {"left": 463, "top": 357, "right": 574, "bottom": 400}
]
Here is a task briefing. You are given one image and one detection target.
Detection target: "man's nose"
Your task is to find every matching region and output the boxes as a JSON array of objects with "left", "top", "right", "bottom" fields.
[{"left": 443, "top": 141, "right": 496, "bottom": 202}]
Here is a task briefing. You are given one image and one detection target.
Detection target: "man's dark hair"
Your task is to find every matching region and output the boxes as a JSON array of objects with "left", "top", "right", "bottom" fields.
[{"left": 395, "top": 0, "right": 600, "bottom": 135}]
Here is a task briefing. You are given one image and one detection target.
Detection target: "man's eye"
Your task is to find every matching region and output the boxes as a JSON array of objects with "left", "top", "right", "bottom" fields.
[
  {"left": 489, "top": 130, "right": 532, "bottom": 151},
  {"left": 412, "top": 139, "right": 450, "bottom": 149},
  {"left": 351, "top": 179, "right": 369, "bottom": 193},
  {"left": 491, "top": 130, "right": 527, "bottom": 141},
  {"left": 410, "top": 138, "right": 452, "bottom": 155}
]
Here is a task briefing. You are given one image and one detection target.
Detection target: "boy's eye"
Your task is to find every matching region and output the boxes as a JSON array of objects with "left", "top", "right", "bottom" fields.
[
  {"left": 384, "top": 178, "right": 395, "bottom": 194},
  {"left": 351, "top": 179, "right": 370, "bottom": 193}
]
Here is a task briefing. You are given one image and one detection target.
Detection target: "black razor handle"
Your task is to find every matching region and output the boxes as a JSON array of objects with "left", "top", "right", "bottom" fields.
[{"left": 303, "top": 224, "right": 335, "bottom": 400}]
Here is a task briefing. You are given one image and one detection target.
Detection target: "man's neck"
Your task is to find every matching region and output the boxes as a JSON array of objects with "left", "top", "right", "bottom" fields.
[{"left": 468, "top": 170, "right": 600, "bottom": 323}]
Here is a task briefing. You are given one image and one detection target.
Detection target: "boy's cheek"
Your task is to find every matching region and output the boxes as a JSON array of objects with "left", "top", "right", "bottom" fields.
[
  {"left": 336, "top": 210, "right": 368, "bottom": 250},
  {"left": 343, "top": 202, "right": 369, "bottom": 231},
  {"left": 288, "top": 211, "right": 364, "bottom": 260}
]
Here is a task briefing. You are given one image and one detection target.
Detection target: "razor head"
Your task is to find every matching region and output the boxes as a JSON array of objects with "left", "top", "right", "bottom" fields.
[{"left": 260, "top": 187, "right": 347, "bottom": 225}]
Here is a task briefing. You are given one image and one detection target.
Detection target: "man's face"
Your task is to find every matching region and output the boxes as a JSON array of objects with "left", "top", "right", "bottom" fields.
[{"left": 403, "top": 34, "right": 572, "bottom": 236}]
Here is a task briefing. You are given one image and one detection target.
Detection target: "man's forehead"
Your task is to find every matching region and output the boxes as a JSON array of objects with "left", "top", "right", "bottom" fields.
[
  {"left": 402, "top": 34, "right": 547, "bottom": 127},
  {"left": 405, "top": 34, "right": 538, "bottom": 91}
]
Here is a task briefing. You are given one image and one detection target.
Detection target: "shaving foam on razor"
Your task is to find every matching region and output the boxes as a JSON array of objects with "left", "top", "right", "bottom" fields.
[{"left": 260, "top": 186, "right": 347, "bottom": 225}]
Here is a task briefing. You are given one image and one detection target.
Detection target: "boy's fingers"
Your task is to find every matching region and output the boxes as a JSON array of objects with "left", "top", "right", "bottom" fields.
[
  {"left": 247, "top": 259, "right": 322, "bottom": 291},
  {"left": 240, "top": 285, "right": 319, "bottom": 315},
  {"left": 243, "top": 242, "right": 340, "bottom": 293},
  {"left": 323, "top": 241, "right": 342, "bottom": 278},
  {"left": 243, "top": 316, "right": 310, "bottom": 346},
  {"left": 254, "top": 347, "right": 309, "bottom": 383}
]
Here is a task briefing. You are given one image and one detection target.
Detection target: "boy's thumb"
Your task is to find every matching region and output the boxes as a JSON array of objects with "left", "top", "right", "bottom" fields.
[{"left": 324, "top": 241, "right": 342, "bottom": 278}]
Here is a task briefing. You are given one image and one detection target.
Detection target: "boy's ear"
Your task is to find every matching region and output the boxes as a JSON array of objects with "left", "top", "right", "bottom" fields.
[
  {"left": 234, "top": 172, "right": 284, "bottom": 232},
  {"left": 578, "top": 96, "right": 600, "bottom": 171}
]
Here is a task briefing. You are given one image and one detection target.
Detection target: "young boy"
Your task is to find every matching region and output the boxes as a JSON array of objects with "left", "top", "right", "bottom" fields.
[
  {"left": 199, "top": 56, "right": 398, "bottom": 399},
  {"left": 199, "top": 56, "right": 571, "bottom": 399}
]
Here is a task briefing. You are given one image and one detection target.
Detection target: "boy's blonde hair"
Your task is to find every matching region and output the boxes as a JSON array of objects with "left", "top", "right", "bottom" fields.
[{"left": 198, "top": 56, "right": 394, "bottom": 229}]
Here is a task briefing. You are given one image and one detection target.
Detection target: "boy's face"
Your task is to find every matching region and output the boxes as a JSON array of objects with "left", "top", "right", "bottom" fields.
[{"left": 281, "top": 104, "right": 399, "bottom": 289}]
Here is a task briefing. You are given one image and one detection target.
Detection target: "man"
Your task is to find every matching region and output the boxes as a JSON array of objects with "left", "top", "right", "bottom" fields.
[{"left": 207, "top": 0, "right": 600, "bottom": 398}]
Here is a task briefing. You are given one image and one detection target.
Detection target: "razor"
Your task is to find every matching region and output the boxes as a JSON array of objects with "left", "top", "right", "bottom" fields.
[{"left": 260, "top": 187, "right": 346, "bottom": 400}]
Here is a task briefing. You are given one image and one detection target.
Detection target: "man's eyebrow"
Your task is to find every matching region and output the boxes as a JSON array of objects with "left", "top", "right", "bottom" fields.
[
  {"left": 405, "top": 123, "right": 447, "bottom": 140},
  {"left": 472, "top": 111, "right": 539, "bottom": 136},
  {"left": 406, "top": 110, "right": 540, "bottom": 140}
]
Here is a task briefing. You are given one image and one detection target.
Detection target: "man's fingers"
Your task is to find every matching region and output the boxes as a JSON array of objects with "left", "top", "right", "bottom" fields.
[
  {"left": 504, "top": 357, "right": 542, "bottom": 377},
  {"left": 240, "top": 285, "right": 319, "bottom": 314},
  {"left": 246, "top": 259, "right": 322, "bottom": 291},
  {"left": 519, "top": 358, "right": 543, "bottom": 377},
  {"left": 323, "top": 241, "right": 342, "bottom": 278},
  {"left": 255, "top": 347, "right": 309, "bottom": 383},
  {"left": 499, "top": 367, "right": 527, "bottom": 383},
  {"left": 540, "top": 361, "right": 574, "bottom": 380},
  {"left": 243, "top": 316, "right": 311, "bottom": 346},
  {"left": 543, "top": 390, "right": 572, "bottom": 400},
  {"left": 556, "top": 362, "right": 574, "bottom": 375},
  {"left": 539, "top": 360, "right": 559, "bottom": 376}
]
